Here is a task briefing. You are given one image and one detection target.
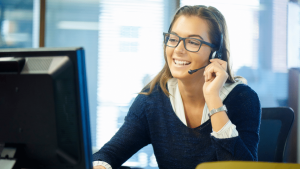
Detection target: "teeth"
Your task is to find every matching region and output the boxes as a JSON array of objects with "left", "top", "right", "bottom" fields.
[{"left": 174, "top": 59, "right": 191, "bottom": 65}]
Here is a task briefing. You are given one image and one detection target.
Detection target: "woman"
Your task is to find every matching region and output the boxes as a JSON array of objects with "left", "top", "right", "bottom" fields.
[{"left": 93, "top": 5, "right": 261, "bottom": 169}]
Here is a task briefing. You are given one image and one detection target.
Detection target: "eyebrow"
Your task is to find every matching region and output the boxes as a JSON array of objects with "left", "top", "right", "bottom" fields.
[{"left": 170, "top": 31, "right": 204, "bottom": 40}]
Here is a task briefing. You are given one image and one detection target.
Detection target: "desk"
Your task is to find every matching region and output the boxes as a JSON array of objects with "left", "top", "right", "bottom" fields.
[{"left": 196, "top": 161, "right": 300, "bottom": 169}]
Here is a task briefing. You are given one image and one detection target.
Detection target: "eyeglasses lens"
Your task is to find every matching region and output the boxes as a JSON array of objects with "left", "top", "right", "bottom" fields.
[{"left": 164, "top": 33, "right": 201, "bottom": 52}]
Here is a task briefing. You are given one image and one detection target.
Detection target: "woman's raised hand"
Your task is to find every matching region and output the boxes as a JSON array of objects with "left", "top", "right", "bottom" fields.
[{"left": 203, "top": 59, "right": 228, "bottom": 98}]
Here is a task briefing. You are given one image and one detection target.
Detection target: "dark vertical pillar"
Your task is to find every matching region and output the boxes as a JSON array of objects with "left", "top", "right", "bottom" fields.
[
  {"left": 39, "top": 0, "right": 46, "bottom": 47},
  {"left": 287, "top": 68, "right": 300, "bottom": 163}
]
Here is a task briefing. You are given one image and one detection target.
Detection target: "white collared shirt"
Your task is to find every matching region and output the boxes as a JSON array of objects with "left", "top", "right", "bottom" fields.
[{"left": 167, "top": 78, "right": 241, "bottom": 138}]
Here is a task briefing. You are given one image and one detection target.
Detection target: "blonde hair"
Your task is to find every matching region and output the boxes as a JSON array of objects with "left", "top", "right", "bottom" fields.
[{"left": 140, "top": 5, "right": 235, "bottom": 96}]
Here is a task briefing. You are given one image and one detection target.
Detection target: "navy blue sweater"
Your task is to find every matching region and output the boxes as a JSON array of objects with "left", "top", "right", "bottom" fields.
[{"left": 93, "top": 84, "right": 261, "bottom": 169}]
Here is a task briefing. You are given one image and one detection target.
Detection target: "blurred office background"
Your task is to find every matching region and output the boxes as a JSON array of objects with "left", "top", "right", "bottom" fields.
[{"left": 1, "top": 0, "right": 300, "bottom": 168}]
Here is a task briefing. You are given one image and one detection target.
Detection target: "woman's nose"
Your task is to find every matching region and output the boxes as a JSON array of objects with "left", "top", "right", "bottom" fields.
[{"left": 174, "top": 40, "right": 186, "bottom": 54}]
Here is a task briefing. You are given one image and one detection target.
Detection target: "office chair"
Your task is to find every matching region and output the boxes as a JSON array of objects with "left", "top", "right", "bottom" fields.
[{"left": 257, "top": 107, "right": 294, "bottom": 162}]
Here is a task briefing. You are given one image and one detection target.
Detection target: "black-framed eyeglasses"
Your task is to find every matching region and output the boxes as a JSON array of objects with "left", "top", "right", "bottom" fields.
[{"left": 163, "top": 32, "right": 216, "bottom": 52}]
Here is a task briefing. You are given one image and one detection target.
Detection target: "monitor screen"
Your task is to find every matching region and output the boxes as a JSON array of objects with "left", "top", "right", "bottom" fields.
[{"left": 0, "top": 47, "right": 92, "bottom": 169}]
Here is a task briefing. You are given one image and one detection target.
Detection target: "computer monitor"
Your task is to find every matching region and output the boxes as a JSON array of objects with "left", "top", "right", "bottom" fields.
[{"left": 0, "top": 47, "right": 92, "bottom": 169}]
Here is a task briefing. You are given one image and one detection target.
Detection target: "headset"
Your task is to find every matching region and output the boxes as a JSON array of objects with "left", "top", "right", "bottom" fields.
[{"left": 167, "top": 6, "right": 224, "bottom": 74}]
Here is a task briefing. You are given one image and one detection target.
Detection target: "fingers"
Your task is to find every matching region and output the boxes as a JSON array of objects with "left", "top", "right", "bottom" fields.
[
  {"left": 203, "top": 59, "right": 227, "bottom": 82},
  {"left": 210, "top": 59, "right": 227, "bottom": 71},
  {"left": 204, "top": 65, "right": 215, "bottom": 82}
]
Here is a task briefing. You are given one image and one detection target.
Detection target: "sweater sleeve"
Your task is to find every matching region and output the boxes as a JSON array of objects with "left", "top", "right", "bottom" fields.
[
  {"left": 210, "top": 85, "right": 261, "bottom": 161},
  {"left": 92, "top": 94, "right": 151, "bottom": 169}
]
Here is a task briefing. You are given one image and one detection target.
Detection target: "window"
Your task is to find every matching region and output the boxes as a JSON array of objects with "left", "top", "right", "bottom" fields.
[
  {"left": 181, "top": 0, "right": 289, "bottom": 107},
  {"left": 0, "top": 0, "right": 35, "bottom": 48},
  {"left": 46, "top": 0, "right": 167, "bottom": 168},
  {"left": 4, "top": 0, "right": 300, "bottom": 166},
  {"left": 97, "top": 1, "right": 165, "bottom": 168}
]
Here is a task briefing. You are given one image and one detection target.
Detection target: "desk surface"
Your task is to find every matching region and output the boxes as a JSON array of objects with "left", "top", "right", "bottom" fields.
[{"left": 196, "top": 161, "right": 300, "bottom": 169}]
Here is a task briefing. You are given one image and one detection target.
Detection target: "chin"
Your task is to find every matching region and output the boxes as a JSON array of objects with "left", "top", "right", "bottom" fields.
[{"left": 170, "top": 70, "right": 189, "bottom": 80}]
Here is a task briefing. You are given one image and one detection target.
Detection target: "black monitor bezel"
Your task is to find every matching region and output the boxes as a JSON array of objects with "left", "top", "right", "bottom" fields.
[{"left": 0, "top": 47, "right": 92, "bottom": 169}]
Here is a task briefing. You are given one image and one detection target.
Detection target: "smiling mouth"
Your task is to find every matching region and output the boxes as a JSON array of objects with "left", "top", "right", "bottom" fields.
[{"left": 174, "top": 59, "right": 191, "bottom": 65}]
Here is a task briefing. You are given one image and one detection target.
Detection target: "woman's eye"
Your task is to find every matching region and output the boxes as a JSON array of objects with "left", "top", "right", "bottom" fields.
[
  {"left": 188, "top": 40, "right": 200, "bottom": 46},
  {"left": 169, "top": 38, "right": 178, "bottom": 42}
]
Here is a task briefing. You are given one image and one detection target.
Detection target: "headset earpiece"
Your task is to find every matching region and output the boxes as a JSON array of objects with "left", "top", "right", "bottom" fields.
[
  {"left": 212, "top": 51, "right": 217, "bottom": 59},
  {"left": 210, "top": 11, "right": 223, "bottom": 61}
]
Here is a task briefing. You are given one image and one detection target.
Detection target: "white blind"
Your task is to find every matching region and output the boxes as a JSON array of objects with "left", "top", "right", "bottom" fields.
[{"left": 97, "top": 0, "right": 164, "bottom": 168}]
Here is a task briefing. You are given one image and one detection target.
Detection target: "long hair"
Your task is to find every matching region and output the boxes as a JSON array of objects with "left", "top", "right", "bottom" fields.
[{"left": 140, "top": 5, "right": 236, "bottom": 96}]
